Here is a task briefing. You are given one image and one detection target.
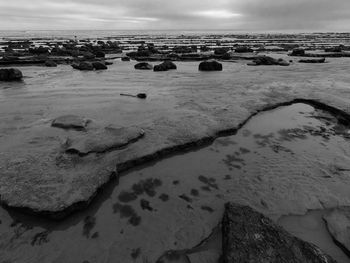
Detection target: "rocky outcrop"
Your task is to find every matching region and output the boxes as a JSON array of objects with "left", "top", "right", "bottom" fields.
[
  {"left": 134, "top": 62, "right": 153, "bottom": 70},
  {"left": 0, "top": 68, "right": 23, "bottom": 81},
  {"left": 51, "top": 115, "right": 90, "bottom": 130},
  {"left": 71, "top": 62, "right": 94, "bottom": 71},
  {"left": 323, "top": 207, "right": 350, "bottom": 256},
  {"left": 299, "top": 58, "right": 326, "bottom": 63},
  {"left": 248, "top": 56, "right": 290, "bottom": 66},
  {"left": 65, "top": 126, "right": 145, "bottom": 155},
  {"left": 198, "top": 60, "right": 223, "bottom": 71},
  {"left": 92, "top": 61, "right": 107, "bottom": 70},
  {"left": 222, "top": 203, "right": 337, "bottom": 263},
  {"left": 153, "top": 61, "right": 177, "bottom": 72}
]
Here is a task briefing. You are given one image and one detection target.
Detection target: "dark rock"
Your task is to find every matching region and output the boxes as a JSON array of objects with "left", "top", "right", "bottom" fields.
[
  {"left": 72, "top": 62, "right": 94, "bottom": 71},
  {"left": 222, "top": 203, "right": 337, "bottom": 263},
  {"left": 121, "top": 57, "right": 131, "bottom": 61},
  {"left": 248, "top": 56, "right": 290, "bottom": 66},
  {"left": 134, "top": 62, "right": 153, "bottom": 70},
  {"left": 291, "top": 48, "right": 305, "bottom": 56},
  {"left": 235, "top": 46, "right": 253, "bottom": 53},
  {"left": 45, "top": 60, "right": 57, "bottom": 67},
  {"left": 154, "top": 61, "right": 177, "bottom": 72},
  {"left": 92, "top": 61, "right": 107, "bottom": 70},
  {"left": 299, "top": 58, "right": 326, "bottom": 63},
  {"left": 323, "top": 207, "right": 350, "bottom": 256},
  {"left": 0, "top": 68, "right": 23, "bottom": 81},
  {"left": 199, "top": 60, "right": 223, "bottom": 71},
  {"left": 52, "top": 115, "right": 90, "bottom": 130}
]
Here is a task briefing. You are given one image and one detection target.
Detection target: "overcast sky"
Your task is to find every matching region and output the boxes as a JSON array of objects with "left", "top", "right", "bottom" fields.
[{"left": 1, "top": 0, "right": 349, "bottom": 31}]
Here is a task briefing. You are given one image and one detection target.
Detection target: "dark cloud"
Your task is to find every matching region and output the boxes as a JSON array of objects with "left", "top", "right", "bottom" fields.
[{"left": 0, "top": 0, "right": 349, "bottom": 31}]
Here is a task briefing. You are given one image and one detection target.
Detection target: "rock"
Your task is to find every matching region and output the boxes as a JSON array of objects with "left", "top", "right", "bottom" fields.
[
  {"left": 299, "top": 58, "right": 326, "bottom": 63},
  {"left": 222, "top": 203, "right": 337, "bottom": 263},
  {"left": 52, "top": 115, "right": 90, "bottom": 130},
  {"left": 199, "top": 60, "right": 223, "bottom": 71},
  {"left": 0, "top": 68, "right": 23, "bottom": 81},
  {"left": 45, "top": 60, "right": 57, "bottom": 67},
  {"left": 92, "top": 61, "right": 107, "bottom": 70},
  {"left": 134, "top": 62, "right": 153, "bottom": 70},
  {"left": 248, "top": 56, "right": 290, "bottom": 66},
  {"left": 154, "top": 61, "right": 177, "bottom": 72},
  {"left": 291, "top": 48, "right": 305, "bottom": 56},
  {"left": 65, "top": 126, "right": 145, "bottom": 155},
  {"left": 72, "top": 62, "right": 94, "bottom": 71},
  {"left": 323, "top": 207, "right": 350, "bottom": 256},
  {"left": 235, "top": 46, "right": 253, "bottom": 53},
  {"left": 121, "top": 57, "right": 131, "bottom": 61}
]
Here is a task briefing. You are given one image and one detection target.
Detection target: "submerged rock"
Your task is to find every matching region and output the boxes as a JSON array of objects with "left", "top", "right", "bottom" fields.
[
  {"left": 299, "top": 58, "right": 326, "bottom": 63},
  {"left": 222, "top": 203, "right": 336, "bottom": 263},
  {"left": 72, "top": 62, "right": 94, "bottom": 71},
  {"left": 323, "top": 207, "right": 350, "bottom": 256},
  {"left": 0, "top": 68, "right": 23, "bottom": 81},
  {"left": 92, "top": 61, "right": 107, "bottom": 70},
  {"left": 154, "top": 61, "right": 177, "bottom": 72},
  {"left": 65, "top": 126, "right": 145, "bottom": 155},
  {"left": 199, "top": 60, "right": 223, "bottom": 71},
  {"left": 52, "top": 115, "right": 90, "bottom": 130},
  {"left": 134, "top": 62, "right": 153, "bottom": 70}
]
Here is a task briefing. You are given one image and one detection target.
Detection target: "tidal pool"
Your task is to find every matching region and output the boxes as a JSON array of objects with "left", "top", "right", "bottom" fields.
[{"left": 1, "top": 102, "right": 350, "bottom": 263}]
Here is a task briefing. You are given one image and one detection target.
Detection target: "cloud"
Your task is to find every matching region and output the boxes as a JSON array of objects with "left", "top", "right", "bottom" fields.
[{"left": 0, "top": 0, "right": 349, "bottom": 31}]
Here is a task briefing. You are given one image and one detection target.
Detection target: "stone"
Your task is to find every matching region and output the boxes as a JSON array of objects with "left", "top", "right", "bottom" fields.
[
  {"left": 65, "top": 126, "right": 145, "bottom": 155},
  {"left": 45, "top": 60, "right": 57, "bottom": 67},
  {"left": 134, "top": 62, "right": 153, "bottom": 70},
  {"left": 299, "top": 58, "right": 326, "bottom": 63},
  {"left": 323, "top": 207, "right": 350, "bottom": 256},
  {"left": 222, "top": 203, "right": 337, "bottom": 263},
  {"left": 72, "top": 62, "right": 94, "bottom": 71},
  {"left": 92, "top": 61, "right": 107, "bottom": 70},
  {"left": 0, "top": 68, "right": 23, "bottom": 81},
  {"left": 198, "top": 60, "right": 223, "bottom": 71},
  {"left": 52, "top": 115, "right": 90, "bottom": 130}
]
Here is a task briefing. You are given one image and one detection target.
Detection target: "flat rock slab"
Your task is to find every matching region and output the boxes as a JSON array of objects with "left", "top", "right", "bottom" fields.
[
  {"left": 52, "top": 115, "right": 90, "bottom": 130},
  {"left": 323, "top": 207, "right": 350, "bottom": 256},
  {"left": 65, "top": 125, "right": 145, "bottom": 155},
  {"left": 222, "top": 203, "right": 336, "bottom": 263}
]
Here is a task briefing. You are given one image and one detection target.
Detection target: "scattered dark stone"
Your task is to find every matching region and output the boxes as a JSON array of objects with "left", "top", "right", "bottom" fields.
[
  {"left": 83, "top": 216, "right": 96, "bottom": 238},
  {"left": 0, "top": 68, "right": 23, "bottom": 81},
  {"left": 299, "top": 58, "right": 326, "bottom": 63},
  {"left": 91, "top": 232, "right": 99, "bottom": 239},
  {"left": 51, "top": 115, "right": 89, "bottom": 130},
  {"left": 118, "top": 191, "right": 138, "bottom": 203},
  {"left": 199, "top": 60, "right": 223, "bottom": 71},
  {"left": 179, "top": 194, "right": 192, "bottom": 203},
  {"left": 92, "top": 61, "right": 107, "bottom": 70},
  {"left": 72, "top": 61, "right": 94, "bottom": 71},
  {"left": 222, "top": 203, "right": 337, "bottom": 263},
  {"left": 31, "top": 230, "right": 51, "bottom": 246},
  {"left": 190, "top": 189, "right": 199, "bottom": 197},
  {"left": 140, "top": 199, "right": 153, "bottom": 211},
  {"left": 44, "top": 60, "right": 57, "bottom": 67},
  {"left": 134, "top": 62, "right": 153, "bottom": 70},
  {"left": 201, "top": 206, "right": 214, "bottom": 213},
  {"left": 122, "top": 57, "right": 131, "bottom": 61},
  {"left": 154, "top": 61, "right": 177, "bottom": 72},
  {"left": 131, "top": 248, "right": 141, "bottom": 259},
  {"left": 159, "top": 193, "right": 169, "bottom": 202}
]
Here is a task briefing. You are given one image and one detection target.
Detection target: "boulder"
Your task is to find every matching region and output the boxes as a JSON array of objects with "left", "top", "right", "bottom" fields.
[
  {"left": 0, "top": 68, "right": 23, "bottom": 81},
  {"left": 222, "top": 203, "right": 337, "bottom": 263},
  {"left": 92, "top": 61, "right": 107, "bottom": 70},
  {"left": 198, "top": 60, "right": 223, "bottom": 71},
  {"left": 71, "top": 62, "right": 94, "bottom": 71},
  {"left": 299, "top": 58, "right": 326, "bottom": 63},
  {"left": 154, "top": 61, "right": 177, "bottom": 72},
  {"left": 45, "top": 60, "right": 57, "bottom": 67},
  {"left": 52, "top": 115, "right": 90, "bottom": 130},
  {"left": 134, "top": 62, "right": 153, "bottom": 70},
  {"left": 323, "top": 207, "right": 350, "bottom": 256}
]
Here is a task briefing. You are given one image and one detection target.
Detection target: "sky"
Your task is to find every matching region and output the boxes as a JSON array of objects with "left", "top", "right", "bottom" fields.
[{"left": 0, "top": 0, "right": 349, "bottom": 32}]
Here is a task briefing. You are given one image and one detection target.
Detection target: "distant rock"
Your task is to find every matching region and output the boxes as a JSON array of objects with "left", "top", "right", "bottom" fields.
[
  {"left": 72, "top": 62, "right": 94, "bottom": 71},
  {"left": 0, "top": 68, "right": 23, "bottom": 81},
  {"left": 134, "top": 62, "right": 153, "bottom": 70},
  {"left": 45, "top": 60, "right": 57, "bottom": 67},
  {"left": 299, "top": 58, "right": 326, "bottom": 63},
  {"left": 199, "top": 60, "right": 223, "bottom": 71},
  {"left": 154, "top": 61, "right": 177, "bottom": 71},
  {"left": 222, "top": 203, "right": 337, "bottom": 263},
  {"left": 323, "top": 207, "right": 350, "bottom": 256},
  {"left": 92, "top": 61, "right": 107, "bottom": 70},
  {"left": 248, "top": 56, "right": 290, "bottom": 66},
  {"left": 52, "top": 115, "right": 90, "bottom": 130},
  {"left": 291, "top": 48, "right": 305, "bottom": 56}
]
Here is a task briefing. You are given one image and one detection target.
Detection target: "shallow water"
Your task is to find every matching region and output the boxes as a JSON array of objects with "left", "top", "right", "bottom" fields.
[{"left": 1, "top": 102, "right": 350, "bottom": 262}]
